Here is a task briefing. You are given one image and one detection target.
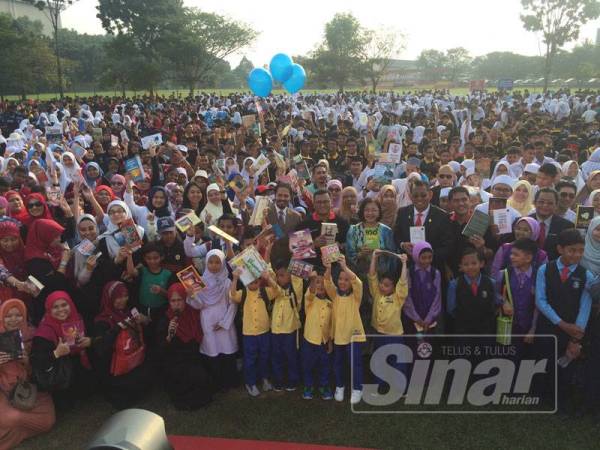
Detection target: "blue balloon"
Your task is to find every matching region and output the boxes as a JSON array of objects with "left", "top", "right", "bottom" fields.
[
  {"left": 269, "top": 53, "right": 294, "bottom": 83},
  {"left": 247, "top": 68, "right": 273, "bottom": 97},
  {"left": 283, "top": 64, "right": 306, "bottom": 94}
]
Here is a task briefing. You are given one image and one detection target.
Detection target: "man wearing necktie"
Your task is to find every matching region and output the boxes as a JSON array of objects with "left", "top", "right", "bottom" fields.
[{"left": 530, "top": 188, "right": 574, "bottom": 261}]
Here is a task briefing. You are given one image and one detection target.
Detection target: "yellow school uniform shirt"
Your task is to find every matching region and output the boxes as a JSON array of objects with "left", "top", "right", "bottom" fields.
[
  {"left": 231, "top": 289, "right": 270, "bottom": 336},
  {"left": 368, "top": 273, "right": 407, "bottom": 335},
  {"left": 303, "top": 291, "right": 333, "bottom": 345},
  {"left": 325, "top": 276, "right": 366, "bottom": 345},
  {"left": 266, "top": 276, "right": 303, "bottom": 334}
]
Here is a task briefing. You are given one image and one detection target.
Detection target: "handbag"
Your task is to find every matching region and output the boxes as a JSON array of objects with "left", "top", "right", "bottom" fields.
[
  {"left": 496, "top": 269, "right": 514, "bottom": 346},
  {"left": 9, "top": 378, "right": 37, "bottom": 411},
  {"left": 110, "top": 325, "right": 145, "bottom": 376},
  {"left": 34, "top": 355, "right": 73, "bottom": 391}
]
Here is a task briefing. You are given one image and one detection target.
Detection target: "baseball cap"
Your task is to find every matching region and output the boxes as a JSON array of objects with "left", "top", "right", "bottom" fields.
[{"left": 157, "top": 217, "right": 176, "bottom": 233}]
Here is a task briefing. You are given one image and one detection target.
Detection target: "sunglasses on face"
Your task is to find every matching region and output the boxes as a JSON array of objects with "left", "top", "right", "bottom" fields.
[
  {"left": 559, "top": 192, "right": 575, "bottom": 199},
  {"left": 438, "top": 174, "right": 453, "bottom": 179},
  {"left": 27, "top": 202, "right": 43, "bottom": 209}
]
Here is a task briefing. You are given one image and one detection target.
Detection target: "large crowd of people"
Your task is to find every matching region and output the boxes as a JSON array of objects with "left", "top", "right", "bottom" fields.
[{"left": 0, "top": 88, "right": 599, "bottom": 448}]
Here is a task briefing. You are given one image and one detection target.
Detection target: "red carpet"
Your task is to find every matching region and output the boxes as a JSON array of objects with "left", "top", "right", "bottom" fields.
[{"left": 169, "top": 435, "right": 373, "bottom": 450}]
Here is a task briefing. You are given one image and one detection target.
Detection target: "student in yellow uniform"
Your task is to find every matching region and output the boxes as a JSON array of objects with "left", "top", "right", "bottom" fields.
[
  {"left": 301, "top": 268, "right": 334, "bottom": 400},
  {"left": 368, "top": 250, "right": 409, "bottom": 392},
  {"left": 230, "top": 269, "right": 277, "bottom": 397},
  {"left": 324, "top": 254, "right": 365, "bottom": 405},
  {"left": 264, "top": 263, "right": 304, "bottom": 392}
]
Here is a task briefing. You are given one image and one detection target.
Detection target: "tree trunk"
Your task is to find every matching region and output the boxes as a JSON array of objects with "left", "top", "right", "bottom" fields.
[
  {"left": 189, "top": 83, "right": 195, "bottom": 97},
  {"left": 543, "top": 43, "right": 552, "bottom": 93},
  {"left": 54, "top": 25, "right": 64, "bottom": 99},
  {"left": 371, "top": 77, "right": 377, "bottom": 94}
]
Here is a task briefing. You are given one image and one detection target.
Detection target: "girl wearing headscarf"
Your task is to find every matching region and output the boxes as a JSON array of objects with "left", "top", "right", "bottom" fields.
[
  {"left": 327, "top": 179, "right": 343, "bottom": 209},
  {"left": 581, "top": 147, "right": 600, "bottom": 181},
  {"left": 240, "top": 157, "right": 256, "bottom": 184},
  {"left": 22, "top": 193, "right": 54, "bottom": 226},
  {"left": 199, "top": 183, "right": 231, "bottom": 228},
  {"left": 2, "top": 157, "right": 19, "bottom": 180},
  {"left": 110, "top": 174, "right": 126, "bottom": 199},
  {"left": 58, "top": 152, "right": 81, "bottom": 183},
  {"left": 165, "top": 182, "right": 184, "bottom": 211},
  {"left": 98, "top": 200, "right": 145, "bottom": 262},
  {"left": 402, "top": 241, "right": 442, "bottom": 334},
  {"left": 491, "top": 217, "right": 548, "bottom": 281},
  {"left": 507, "top": 180, "right": 534, "bottom": 217},
  {"left": 6, "top": 190, "right": 30, "bottom": 224},
  {"left": 158, "top": 283, "right": 212, "bottom": 409},
  {"left": 585, "top": 189, "right": 600, "bottom": 216},
  {"left": 0, "top": 218, "right": 30, "bottom": 303},
  {"left": 377, "top": 185, "right": 399, "bottom": 228},
  {"left": 93, "top": 281, "right": 152, "bottom": 409},
  {"left": 491, "top": 161, "right": 511, "bottom": 182},
  {"left": 335, "top": 186, "right": 359, "bottom": 225},
  {"left": 31, "top": 291, "right": 95, "bottom": 410},
  {"left": 582, "top": 216, "right": 600, "bottom": 277},
  {"left": 0, "top": 299, "right": 55, "bottom": 449},
  {"left": 82, "top": 162, "right": 104, "bottom": 190},
  {"left": 94, "top": 185, "right": 117, "bottom": 213},
  {"left": 187, "top": 249, "right": 238, "bottom": 391},
  {"left": 562, "top": 160, "right": 585, "bottom": 192},
  {"left": 125, "top": 184, "right": 172, "bottom": 234},
  {"left": 575, "top": 170, "right": 600, "bottom": 206}
]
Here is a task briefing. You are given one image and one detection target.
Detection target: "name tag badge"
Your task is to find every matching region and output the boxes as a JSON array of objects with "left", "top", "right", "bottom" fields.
[
  {"left": 481, "top": 290, "right": 488, "bottom": 299},
  {"left": 572, "top": 280, "right": 580, "bottom": 289}
]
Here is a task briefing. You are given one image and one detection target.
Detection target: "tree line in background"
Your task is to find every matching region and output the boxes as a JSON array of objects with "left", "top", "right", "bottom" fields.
[{"left": 0, "top": 0, "right": 599, "bottom": 98}]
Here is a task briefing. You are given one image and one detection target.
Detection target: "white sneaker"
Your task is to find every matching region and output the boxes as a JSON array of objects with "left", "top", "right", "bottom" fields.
[
  {"left": 334, "top": 386, "right": 345, "bottom": 402},
  {"left": 245, "top": 384, "right": 260, "bottom": 397},
  {"left": 350, "top": 389, "right": 362, "bottom": 405},
  {"left": 262, "top": 379, "right": 273, "bottom": 392}
]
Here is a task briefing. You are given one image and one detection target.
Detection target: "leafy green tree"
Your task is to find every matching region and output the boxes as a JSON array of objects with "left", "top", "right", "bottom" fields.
[
  {"left": 416, "top": 49, "right": 448, "bottom": 82},
  {"left": 162, "top": 8, "right": 257, "bottom": 95},
  {"left": 312, "top": 13, "right": 368, "bottom": 90},
  {"left": 361, "top": 27, "right": 405, "bottom": 93},
  {"left": 520, "top": 0, "right": 600, "bottom": 91},
  {"left": 25, "top": 0, "right": 81, "bottom": 98},
  {"left": 471, "top": 52, "right": 544, "bottom": 80},
  {"left": 445, "top": 47, "right": 471, "bottom": 82}
]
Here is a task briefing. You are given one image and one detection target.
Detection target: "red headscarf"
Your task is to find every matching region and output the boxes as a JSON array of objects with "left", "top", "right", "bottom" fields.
[
  {"left": 95, "top": 281, "right": 130, "bottom": 327},
  {"left": 0, "top": 218, "right": 26, "bottom": 280},
  {"left": 94, "top": 185, "right": 117, "bottom": 212},
  {"left": 24, "top": 219, "right": 65, "bottom": 267},
  {"left": 0, "top": 299, "right": 32, "bottom": 391},
  {"left": 166, "top": 283, "right": 202, "bottom": 344},
  {"left": 5, "top": 191, "right": 30, "bottom": 224},
  {"left": 23, "top": 192, "right": 53, "bottom": 225}
]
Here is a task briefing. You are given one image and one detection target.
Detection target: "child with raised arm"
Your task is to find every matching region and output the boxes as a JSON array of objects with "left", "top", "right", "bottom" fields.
[
  {"left": 324, "top": 254, "right": 365, "bottom": 404},
  {"left": 229, "top": 269, "right": 277, "bottom": 397}
]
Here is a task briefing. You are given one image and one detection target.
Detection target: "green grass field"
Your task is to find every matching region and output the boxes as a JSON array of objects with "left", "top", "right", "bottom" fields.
[{"left": 16, "top": 387, "right": 600, "bottom": 450}]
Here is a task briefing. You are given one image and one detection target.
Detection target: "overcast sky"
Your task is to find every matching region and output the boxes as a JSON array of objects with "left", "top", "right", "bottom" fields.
[{"left": 62, "top": 0, "right": 600, "bottom": 67}]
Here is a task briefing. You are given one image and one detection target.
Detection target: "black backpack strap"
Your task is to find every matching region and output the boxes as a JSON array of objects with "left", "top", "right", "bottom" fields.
[{"left": 259, "top": 286, "right": 272, "bottom": 314}]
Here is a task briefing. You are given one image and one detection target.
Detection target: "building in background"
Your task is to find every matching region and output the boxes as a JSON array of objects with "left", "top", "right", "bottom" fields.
[
  {"left": 376, "top": 59, "right": 420, "bottom": 88},
  {"left": 0, "top": 0, "right": 57, "bottom": 36}
]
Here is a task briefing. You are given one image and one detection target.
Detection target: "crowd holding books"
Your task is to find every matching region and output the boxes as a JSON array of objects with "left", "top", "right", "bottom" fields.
[{"left": 0, "top": 88, "right": 599, "bottom": 447}]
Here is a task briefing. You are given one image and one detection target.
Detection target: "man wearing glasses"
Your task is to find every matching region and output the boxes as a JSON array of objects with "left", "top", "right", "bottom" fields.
[
  {"left": 555, "top": 180, "right": 578, "bottom": 224},
  {"left": 431, "top": 164, "right": 456, "bottom": 207}
]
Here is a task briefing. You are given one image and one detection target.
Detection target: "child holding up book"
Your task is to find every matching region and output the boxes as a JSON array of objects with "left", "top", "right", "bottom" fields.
[
  {"left": 263, "top": 262, "right": 303, "bottom": 392},
  {"left": 447, "top": 247, "right": 500, "bottom": 335},
  {"left": 230, "top": 269, "right": 277, "bottom": 397},
  {"left": 324, "top": 254, "right": 365, "bottom": 404},
  {"left": 368, "top": 250, "right": 409, "bottom": 394},
  {"left": 301, "top": 269, "right": 334, "bottom": 400},
  {"left": 535, "top": 229, "right": 593, "bottom": 413},
  {"left": 402, "top": 242, "right": 442, "bottom": 335}
]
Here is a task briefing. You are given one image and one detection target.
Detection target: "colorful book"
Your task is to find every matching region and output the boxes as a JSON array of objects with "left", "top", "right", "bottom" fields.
[
  {"left": 110, "top": 134, "right": 119, "bottom": 147},
  {"left": 61, "top": 320, "right": 85, "bottom": 347},
  {"left": 576, "top": 205, "right": 595, "bottom": 229},
  {"left": 27, "top": 276, "right": 44, "bottom": 296},
  {"left": 45, "top": 125, "right": 63, "bottom": 144},
  {"left": 493, "top": 209, "right": 511, "bottom": 234},
  {"left": 230, "top": 246, "right": 268, "bottom": 286},
  {"left": 140, "top": 133, "right": 162, "bottom": 149},
  {"left": 320, "top": 222, "right": 338, "bottom": 245},
  {"left": 364, "top": 226, "right": 380, "bottom": 249},
  {"left": 409, "top": 226, "right": 426, "bottom": 243},
  {"left": 0, "top": 329, "right": 24, "bottom": 360},
  {"left": 175, "top": 211, "right": 201, "bottom": 233},
  {"left": 249, "top": 196, "right": 271, "bottom": 226},
  {"left": 288, "top": 260, "right": 314, "bottom": 280},
  {"left": 242, "top": 114, "right": 256, "bottom": 129},
  {"left": 76, "top": 239, "right": 96, "bottom": 256},
  {"left": 294, "top": 159, "right": 310, "bottom": 180},
  {"left": 289, "top": 229, "right": 317, "bottom": 260},
  {"left": 119, "top": 218, "right": 143, "bottom": 250},
  {"left": 208, "top": 225, "right": 240, "bottom": 245},
  {"left": 124, "top": 155, "right": 146, "bottom": 183},
  {"left": 252, "top": 154, "right": 271, "bottom": 177},
  {"left": 321, "top": 244, "right": 341, "bottom": 264},
  {"left": 91, "top": 127, "right": 103, "bottom": 141},
  {"left": 177, "top": 265, "right": 206, "bottom": 294},
  {"left": 488, "top": 197, "right": 507, "bottom": 211}
]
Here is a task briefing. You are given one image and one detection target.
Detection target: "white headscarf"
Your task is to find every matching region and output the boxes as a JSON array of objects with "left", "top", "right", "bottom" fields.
[
  {"left": 561, "top": 160, "right": 585, "bottom": 192},
  {"left": 99, "top": 200, "right": 145, "bottom": 259}
]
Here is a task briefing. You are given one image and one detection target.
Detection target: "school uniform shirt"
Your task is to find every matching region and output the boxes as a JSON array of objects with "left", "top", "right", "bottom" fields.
[
  {"left": 231, "top": 288, "right": 271, "bottom": 336},
  {"left": 368, "top": 273, "right": 407, "bottom": 335},
  {"left": 559, "top": 209, "right": 576, "bottom": 224},
  {"left": 535, "top": 259, "right": 593, "bottom": 329},
  {"left": 324, "top": 276, "right": 366, "bottom": 345},
  {"left": 303, "top": 291, "right": 333, "bottom": 345},
  {"left": 266, "top": 276, "right": 303, "bottom": 334}
]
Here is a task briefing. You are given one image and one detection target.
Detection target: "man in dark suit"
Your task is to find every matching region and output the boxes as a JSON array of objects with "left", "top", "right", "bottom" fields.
[
  {"left": 393, "top": 179, "right": 454, "bottom": 271},
  {"left": 266, "top": 182, "right": 302, "bottom": 264},
  {"left": 530, "top": 187, "right": 574, "bottom": 261}
]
